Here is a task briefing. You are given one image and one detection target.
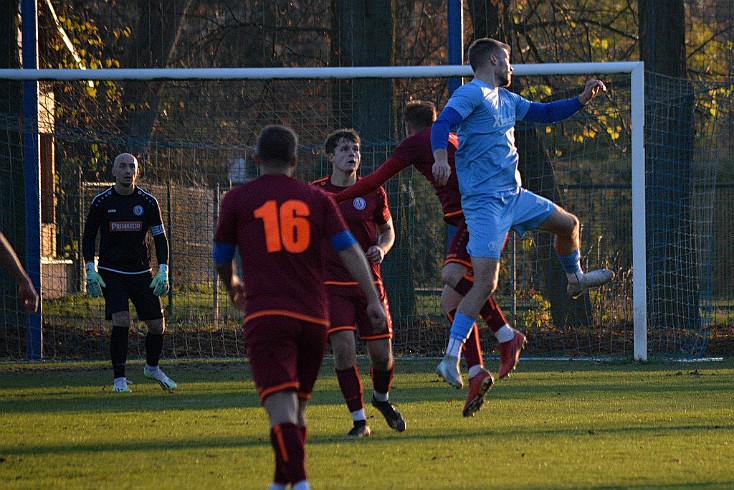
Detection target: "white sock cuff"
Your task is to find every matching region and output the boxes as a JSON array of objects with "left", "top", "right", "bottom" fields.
[
  {"left": 351, "top": 409, "right": 366, "bottom": 421},
  {"left": 468, "top": 365, "right": 484, "bottom": 378},
  {"left": 372, "top": 391, "right": 388, "bottom": 402},
  {"left": 495, "top": 325, "right": 515, "bottom": 343},
  {"left": 446, "top": 338, "right": 463, "bottom": 358}
]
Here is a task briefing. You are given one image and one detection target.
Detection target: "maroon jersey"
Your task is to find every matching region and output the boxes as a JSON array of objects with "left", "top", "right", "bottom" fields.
[
  {"left": 214, "top": 174, "right": 350, "bottom": 325},
  {"left": 336, "top": 126, "right": 463, "bottom": 225},
  {"left": 312, "top": 177, "right": 391, "bottom": 290}
]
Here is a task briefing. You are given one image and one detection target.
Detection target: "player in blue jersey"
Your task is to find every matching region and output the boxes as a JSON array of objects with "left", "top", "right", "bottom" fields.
[{"left": 431, "top": 38, "right": 614, "bottom": 388}]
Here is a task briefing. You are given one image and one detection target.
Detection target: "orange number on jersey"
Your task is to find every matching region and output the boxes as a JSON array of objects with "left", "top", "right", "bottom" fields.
[{"left": 253, "top": 199, "right": 311, "bottom": 253}]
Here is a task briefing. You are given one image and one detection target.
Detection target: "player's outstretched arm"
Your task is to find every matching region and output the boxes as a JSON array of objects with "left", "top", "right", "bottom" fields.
[
  {"left": 523, "top": 79, "right": 605, "bottom": 125},
  {"left": 0, "top": 231, "right": 39, "bottom": 313},
  {"left": 335, "top": 157, "right": 408, "bottom": 203}
]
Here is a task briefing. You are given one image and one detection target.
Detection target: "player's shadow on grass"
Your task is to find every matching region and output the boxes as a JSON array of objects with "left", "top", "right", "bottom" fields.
[{"left": 4, "top": 422, "right": 732, "bottom": 458}]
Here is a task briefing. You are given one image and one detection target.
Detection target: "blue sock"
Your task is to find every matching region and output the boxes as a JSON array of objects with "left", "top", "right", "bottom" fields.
[
  {"left": 557, "top": 249, "right": 582, "bottom": 275},
  {"left": 449, "top": 312, "right": 475, "bottom": 343}
]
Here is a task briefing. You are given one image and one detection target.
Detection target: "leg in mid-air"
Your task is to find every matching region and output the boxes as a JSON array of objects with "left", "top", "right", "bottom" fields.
[
  {"left": 438, "top": 223, "right": 525, "bottom": 415},
  {"left": 440, "top": 262, "right": 524, "bottom": 416},
  {"left": 537, "top": 206, "right": 614, "bottom": 299},
  {"left": 444, "top": 263, "right": 526, "bottom": 382}
]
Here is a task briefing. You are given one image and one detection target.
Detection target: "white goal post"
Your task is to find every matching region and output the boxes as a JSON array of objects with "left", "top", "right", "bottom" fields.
[{"left": 1, "top": 62, "right": 648, "bottom": 360}]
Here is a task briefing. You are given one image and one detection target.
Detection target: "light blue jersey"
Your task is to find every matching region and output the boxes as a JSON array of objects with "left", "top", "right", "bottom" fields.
[{"left": 445, "top": 79, "right": 531, "bottom": 198}]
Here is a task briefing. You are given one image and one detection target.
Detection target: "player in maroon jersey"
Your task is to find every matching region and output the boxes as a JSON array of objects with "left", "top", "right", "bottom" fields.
[
  {"left": 82, "top": 153, "right": 175, "bottom": 393},
  {"left": 213, "top": 125, "right": 386, "bottom": 490},
  {"left": 335, "top": 101, "right": 526, "bottom": 417},
  {"left": 313, "top": 129, "right": 405, "bottom": 438}
]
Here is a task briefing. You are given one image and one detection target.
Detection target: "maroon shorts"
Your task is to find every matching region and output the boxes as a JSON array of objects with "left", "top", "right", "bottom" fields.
[
  {"left": 326, "top": 284, "right": 393, "bottom": 342},
  {"left": 244, "top": 314, "right": 328, "bottom": 404},
  {"left": 444, "top": 217, "right": 471, "bottom": 268}
]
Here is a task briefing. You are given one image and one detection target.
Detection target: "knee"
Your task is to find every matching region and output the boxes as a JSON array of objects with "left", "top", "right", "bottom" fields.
[
  {"left": 146, "top": 319, "right": 165, "bottom": 335},
  {"left": 370, "top": 348, "right": 392, "bottom": 370},
  {"left": 441, "top": 267, "right": 463, "bottom": 288},
  {"left": 480, "top": 280, "right": 499, "bottom": 299},
  {"left": 440, "top": 288, "right": 457, "bottom": 314},
  {"left": 441, "top": 267, "right": 454, "bottom": 286},
  {"left": 471, "top": 273, "right": 498, "bottom": 298},
  {"left": 111, "top": 312, "right": 131, "bottom": 328},
  {"left": 330, "top": 334, "right": 355, "bottom": 367},
  {"left": 561, "top": 214, "right": 580, "bottom": 241}
]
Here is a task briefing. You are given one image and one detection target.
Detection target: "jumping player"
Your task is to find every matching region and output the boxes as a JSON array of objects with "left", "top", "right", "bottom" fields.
[
  {"left": 431, "top": 38, "right": 614, "bottom": 389},
  {"left": 335, "top": 102, "right": 523, "bottom": 417}
]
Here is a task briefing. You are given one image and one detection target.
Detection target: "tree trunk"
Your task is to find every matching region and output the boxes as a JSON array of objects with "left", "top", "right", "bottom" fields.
[
  {"left": 330, "top": 1, "right": 416, "bottom": 321},
  {"left": 118, "top": 0, "right": 192, "bottom": 147},
  {"left": 639, "top": 0, "right": 701, "bottom": 353}
]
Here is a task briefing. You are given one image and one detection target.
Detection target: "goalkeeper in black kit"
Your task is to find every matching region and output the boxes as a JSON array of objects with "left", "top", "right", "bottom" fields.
[{"left": 82, "top": 152, "right": 176, "bottom": 393}]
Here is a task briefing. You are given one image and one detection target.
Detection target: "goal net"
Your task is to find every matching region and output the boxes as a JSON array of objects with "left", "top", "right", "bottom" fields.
[{"left": 0, "top": 64, "right": 725, "bottom": 361}]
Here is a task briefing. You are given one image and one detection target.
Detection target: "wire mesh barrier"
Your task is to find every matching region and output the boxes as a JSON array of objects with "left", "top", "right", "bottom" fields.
[{"left": 0, "top": 67, "right": 731, "bottom": 360}]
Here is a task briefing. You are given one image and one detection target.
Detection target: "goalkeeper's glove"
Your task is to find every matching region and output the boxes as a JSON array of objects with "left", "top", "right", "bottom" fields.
[
  {"left": 150, "top": 264, "right": 169, "bottom": 296},
  {"left": 85, "top": 262, "right": 106, "bottom": 298}
]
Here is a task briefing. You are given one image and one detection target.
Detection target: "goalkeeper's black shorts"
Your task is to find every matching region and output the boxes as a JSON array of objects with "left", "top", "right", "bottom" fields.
[{"left": 99, "top": 269, "right": 163, "bottom": 321}]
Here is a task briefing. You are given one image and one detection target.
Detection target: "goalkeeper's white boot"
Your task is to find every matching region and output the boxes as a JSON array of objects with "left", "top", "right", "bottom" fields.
[
  {"left": 567, "top": 269, "right": 615, "bottom": 299},
  {"left": 113, "top": 377, "right": 132, "bottom": 393},
  {"left": 144, "top": 365, "right": 177, "bottom": 391},
  {"left": 436, "top": 354, "right": 463, "bottom": 389}
]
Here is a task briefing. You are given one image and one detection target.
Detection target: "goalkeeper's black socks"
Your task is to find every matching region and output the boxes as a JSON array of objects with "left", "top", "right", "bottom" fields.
[
  {"left": 110, "top": 326, "right": 129, "bottom": 378},
  {"left": 145, "top": 332, "right": 164, "bottom": 367}
]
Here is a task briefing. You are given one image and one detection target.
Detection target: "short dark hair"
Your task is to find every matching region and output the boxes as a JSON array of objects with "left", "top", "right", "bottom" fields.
[
  {"left": 404, "top": 101, "right": 436, "bottom": 130},
  {"left": 324, "top": 129, "right": 360, "bottom": 155},
  {"left": 467, "top": 38, "right": 510, "bottom": 72},
  {"left": 256, "top": 125, "right": 298, "bottom": 167}
]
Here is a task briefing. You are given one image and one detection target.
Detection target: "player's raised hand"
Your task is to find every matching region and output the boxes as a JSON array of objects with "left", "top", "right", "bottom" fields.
[{"left": 579, "top": 79, "right": 607, "bottom": 105}]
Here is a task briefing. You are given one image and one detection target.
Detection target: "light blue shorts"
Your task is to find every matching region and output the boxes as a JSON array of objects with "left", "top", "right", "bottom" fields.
[{"left": 464, "top": 187, "right": 555, "bottom": 259}]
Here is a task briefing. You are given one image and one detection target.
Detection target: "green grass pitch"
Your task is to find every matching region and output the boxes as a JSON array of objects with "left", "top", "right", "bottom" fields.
[{"left": 1, "top": 358, "right": 733, "bottom": 489}]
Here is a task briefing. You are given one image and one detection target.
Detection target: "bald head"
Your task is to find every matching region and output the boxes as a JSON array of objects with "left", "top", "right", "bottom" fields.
[
  {"left": 112, "top": 152, "right": 140, "bottom": 192},
  {"left": 114, "top": 153, "right": 138, "bottom": 166}
]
